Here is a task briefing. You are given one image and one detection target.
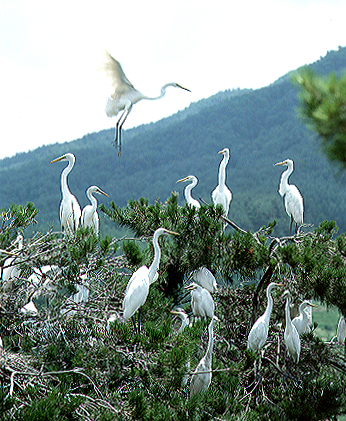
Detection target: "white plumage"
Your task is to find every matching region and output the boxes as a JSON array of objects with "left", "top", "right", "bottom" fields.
[
  {"left": 275, "top": 159, "right": 304, "bottom": 234},
  {"left": 50, "top": 153, "right": 81, "bottom": 235},
  {"left": 247, "top": 282, "right": 282, "bottom": 352},
  {"left": 81, "top": 185, "right": 109, "bottom": 234},
  {"left": 189, "top": 267, "right": 217, "bottom": 294},
  {"left": 176, "top": 175, "right": 200, "bottom": 209},
  {"left": 212, "top": 148, "right": 232, "bottom": 217},
  {"left": 170, "top": 308, "right": 190, "bottom": 334},
  {"left": 185, "top": 282, "right": 215, "bottom": 319},
  {"left": 337, "top": 315, "right": 346, "bottom": 345},
  {"left": 1, "top": 234, "right": 23, "bottom": 292},
  {"left": 292, "top": 300, "right": 317, "bottom": 335},
  {"left": 282, "top": 290, "right": 301, "bottom": 363}
]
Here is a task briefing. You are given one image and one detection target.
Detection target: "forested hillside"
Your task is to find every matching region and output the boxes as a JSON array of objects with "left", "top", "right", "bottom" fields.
[{"left": 1, "top": 47, "right": 346, "bottom": 237}]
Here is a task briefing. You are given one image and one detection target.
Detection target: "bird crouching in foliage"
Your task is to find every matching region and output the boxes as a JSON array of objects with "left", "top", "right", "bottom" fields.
[
  {"left": 275, "top": 158, "right": 304, "bottom": 235},
  {"left": 185, "top": 282, "right": 215, "bottom": 320},
  {"left": 292, "top": 300, "right": 318, "bottom": 336},
  {"left": 282, "top": 290, "right": 301, "bottom": 364},
  {"left": 170, "top": 308, "right": 190, "bottom": 334},
  {"left": 123, "top": 228, "right": 179, "bottom": 333},
  {"left": 81, "top": 186, "right": 109, "bottom": 234},
  {"left": 188, "top": 267, "right": 218, "bottom": 294},
  {"left": 176, "top": 175, "right": 200, "bottom": 209},
  {"left": 50, "top": 153, "right": 81, "bottom": 236},
  {"left": 101, "top": 50, "right": 190, "bottom": 154}
]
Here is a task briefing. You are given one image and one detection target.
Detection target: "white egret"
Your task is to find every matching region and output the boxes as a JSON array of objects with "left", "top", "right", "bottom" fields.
[
  {"left": 176, "top": 175, "right": 200, "bottom": 209},
  {"left": 337, "top": 315, "right": 346, "bottom": 345},
  {"left": 1, "top": 234, "right": 24, "bottom": 292},
  {"left": 190, "top": 317, "right": 216, "bottom": 396},
  {"left": 50, "top": 153, "right": 81, "bottom": 235},
  {"left": 170, "top": 308, "right": 190, "bottom": 334},
  {"left": 212, "top": 148, "right": 232, "bottom": 217},
  {"left": 247, "top": 282, "right": 283, "bottom": 352},
  {"left": 189, "top": 267, "right": 217, "bottom": 294},
  {"left": 282, "top": 290, "right": 301, "bottom": 363},
  {"left": 292, "top": 300, "right": 318, "bottom": 336},
  {"left": 101, "top": 50, "right": 190, "bottom": 154},
  {"left": 123, "top": 228, "right": 179, "bottom": 332},
  {"left": 275, "top": 159, "right": 304, "bottom": 235},
  {"left": 185, "top": 283, "right": 215, "bottom": 320},
  {"left": 81, "top": 186, "right": 109, "bottom": 234}
]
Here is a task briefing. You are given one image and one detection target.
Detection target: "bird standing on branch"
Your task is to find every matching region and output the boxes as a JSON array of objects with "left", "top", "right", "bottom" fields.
[
  {"left": 81, "top": 186, "right": 109, "bottom": 234},
  {"left": 176, "top": 175, "right": 200, "bottom": 209}
]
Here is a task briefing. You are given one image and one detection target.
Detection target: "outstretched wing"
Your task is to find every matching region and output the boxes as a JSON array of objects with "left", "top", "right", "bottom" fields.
[{"left": 101, "top": 50, "right": 135, "bottom": 96}]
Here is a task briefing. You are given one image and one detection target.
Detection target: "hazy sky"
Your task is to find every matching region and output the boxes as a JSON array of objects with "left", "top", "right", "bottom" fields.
[{"left": 1, "top": 0, "right": 346, "bottom": 159}]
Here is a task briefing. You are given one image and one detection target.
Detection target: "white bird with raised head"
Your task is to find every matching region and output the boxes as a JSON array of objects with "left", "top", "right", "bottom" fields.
[
  {"left": 185, "top": 283, "right": 215, "bottom": 320},
  {"left": 50, "top": 153, "right": 81, "bottom": 235},
  {"left": 247, "top": 282, "right": 282, "bottom": 352},
  {"left": 189, "top": 267, "right": 217, "bottom": 294},
  {"left": 282, "top": 290, "right": 301, "bottom": 363},
  {"left": 176, "top": 175, "right": 200, "bottom": 209},
  {"left": 123, "top": 228, "right": 179, "bottom": 332},
  {"left": 275, "top": 159, "right": 304, "bottom": 235},
  {"left": 337, "top": 315, "right": 346, "bottom": 345},
  {"left": 101, "top": 50, "right": 190, "bottom": 154},
  {"left": 292, "top": 300, "right": 318, "bottom": 336},
  {"left": 81, "top": 186, "right": 109, "bottom": 234},
  {"left": 170, "top": 308, "right": 190, "bottom": 334},
  {"left": 190, "top": 317, "right": 216, "bottom": 396},
  {"left": 212, "top": 148, "right": 232, "bottom": 217}
]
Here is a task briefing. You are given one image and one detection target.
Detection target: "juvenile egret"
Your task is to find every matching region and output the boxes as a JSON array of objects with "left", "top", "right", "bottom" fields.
[
  {"left": 275, "top": 159, "right": 304, "bottom": 235},
  {"left": 190, "top": 317, "right": 216, "bottom": 396},
  {"left": 101, "top": 50, "right": 190, "bottom": 154},
  {"left": 50, "top": 153, "right": 81, "bottom": 235},
  {"left": 1, "top": 234, "right": 24, "bottom": 292},
  {"left": 185, "top": 283, "right": 215, "bottom": 320},
  {"left": 81, "top": 186, "right": 109, "bottom": 234},
  {"left": 123, "top": 228, "right": 179, "bottom": 332},
  {"left": 189, "top": 267, "right": 217, "bottom": 294},
  {"left": 337, "top": 315, "right": 346, "bottom": 345},
  {"left": 170, "top": 308, "right": 190, "bottom": 334},
  {"left": 292, "top": 300, "right": 318, "bottom": 335},
  {"left": 282, "top": 290, "right": 301, "bottom": 363},
  {"left": 247, "top": 282, "right": 282, "bottom": 352},
  {"left": 212, "top": 148, "right": 232, "bottom": 217},
  {"left": 176, "top": 175, "right": 200, "bottom": 209}
]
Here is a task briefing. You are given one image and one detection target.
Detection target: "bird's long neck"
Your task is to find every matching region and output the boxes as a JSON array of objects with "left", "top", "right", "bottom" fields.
[
  {"left": 143, "top": 84, "right": 172, "bottom": 101},
  {"left": 278, "top": 165, "right": 293, "bottom": 197},
  {"left": 185, "top": 178, "right": 197, "bottom": 205},
  {"left": 300, "top": 305, "right": 308, "bottom": 323},
  {"left": 61, "top": 161, "right": 73, "bottom": 198},
  {"left": 87, "top": 191, "right": 98, "bottom": 213},
  {"left": 204, "top": 319, "right": 214, "bottom": 367},
  {"left": 264, "top": 287, "right": 274, "bottom": 324},
  {"left": 285, "top": 294, "right": 292, "bottom": 331},
  {"left": 218, "top": 153, "right": 229, "bottom": 191},
  {"left": 148, "top": 232, "right": 162, "bottom": 283}
]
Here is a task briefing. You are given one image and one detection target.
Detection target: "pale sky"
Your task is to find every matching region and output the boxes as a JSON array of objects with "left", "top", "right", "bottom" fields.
[{"left": 1, "top": 0, "right": 346, "bottom": 159}]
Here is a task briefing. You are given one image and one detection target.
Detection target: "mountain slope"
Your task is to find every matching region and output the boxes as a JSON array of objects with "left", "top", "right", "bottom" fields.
[{"left": 1, "top": 47, "right": 346, "bottom": 236}]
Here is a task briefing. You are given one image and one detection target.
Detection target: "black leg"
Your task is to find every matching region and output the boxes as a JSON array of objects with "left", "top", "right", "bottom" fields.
[{"left": 138, "top": 308, "right": 142, "bottom": 333}]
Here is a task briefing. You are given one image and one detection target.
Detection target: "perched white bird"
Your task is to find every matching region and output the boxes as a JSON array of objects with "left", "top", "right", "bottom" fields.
[
  {"left": 292, "top": 300, "right": 318, "bottom": 336},
  {"left": 190, "top": 317, "right": 216, "bottom": 396},
  {"left": 337, "top": 315, "right": 346, "bottom": 345},
  {"left": 185, "top": 283, "right": 215, "bottom": 320},
  {"left": 170, "top": 308, "right": 190, "bottom": 334},
  {"left": 101, "top": 50, "right": 190, "bottom": 154},
  {"left": 81, "top": 186, "right": 109, "bottom": 234},
  {"left": 282, "top": 290, "right": 301, "bottom": 363},
  {"left": 189, "top": 267, "right": 217, "bottom": 294},
  {"left": 247, "top": 282, "right": 282, "bottom": 352},
  {"left": 123, "top": 228, "right": 179, "bottom": 331},
  {"left": 50, "top": 153, "right": 81, "bottom": 235},
  {"left": 212, "top": 148, "right": 232, "bottom": 217},
  {"left": 1, "top": 234, "right": 24, "bottom": 292},
  {"left": 21, "top": 300, "right": 38, "bottom": 314},
  {"left": 275, "top": 159, "right": 304, "bottom": 235},
  {"left": 176, "top": 175, "right": 200, "bottom": 209}
]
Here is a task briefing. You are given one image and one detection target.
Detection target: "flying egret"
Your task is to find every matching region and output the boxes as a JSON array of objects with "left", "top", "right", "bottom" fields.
[
  {"left": 337, "top": 315, "right": 346, "bottom": 345},
  {"left": 247, "top": 282, "right": 283, "bottom": 352},
  {"left": 282, "top": 290, "right": 301, "bottom": 363},
  {"left": 212, "top": 148, "right": 232, "bottom": 218},
  {"left": 1, "top": 234, "right": 24, "bottom": 292},
  {"left": 185, "top": 283, "right": 215, "bottom": 320},
  {"left": 50, "top": 153, "right": 81, "bottom": 235},
  {"left": 275, "top": 159, "right": 304, "bottom": 235},
  {"left": 190, "top": 317, "right": 216, "bottom": 396},
  {"left": 81, "top": 186, "right": 109, "bottom": 234},
  {"left": 292, "top": 300, "right": 318, "bottom": 336},
  {"left": 170, "top": 308, "right": 190, "bottom": 334},
  {"left": 101, "top": 50, "right": 191, "bottom": 154},
  {"left": 123, "top": 228, "right": 179, "bottom": 332},
  {"left": 188, "top": 267, "right": 217, "bottom": 294},
  {"left": 176, "top": 175, "right": 200, "bottom": 209}
]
